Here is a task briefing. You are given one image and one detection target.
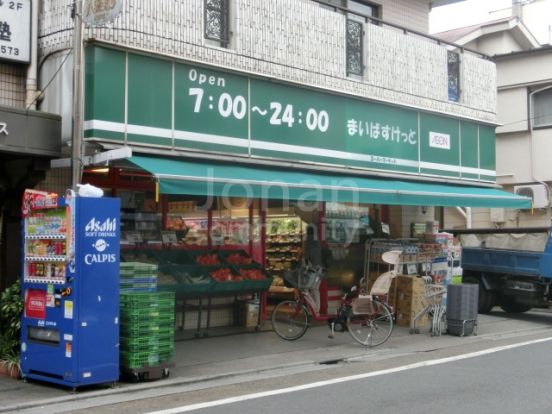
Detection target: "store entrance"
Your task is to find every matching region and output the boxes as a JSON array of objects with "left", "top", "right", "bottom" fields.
[{"left": 82, "top": 167, "right": 391, "bottom": 338}]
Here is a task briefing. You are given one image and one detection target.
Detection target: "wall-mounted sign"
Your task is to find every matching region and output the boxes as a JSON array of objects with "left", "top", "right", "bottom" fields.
[
  {"left": 429, "top": 131, "right": 451, "bottom": 150},
  {"left": 83, "top": 0, "right": 124, "bottom": 26},
  {"left": 84, "top": 45, "right": 496, "bottom": 183},
  {"left": 0, "top": 0, "right": 31, "bottom": 64}
]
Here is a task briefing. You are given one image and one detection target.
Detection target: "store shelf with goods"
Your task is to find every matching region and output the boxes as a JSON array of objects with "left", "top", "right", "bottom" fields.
[
  {"left": 23, "top": 207, "right": 68, "bottom": 285},
  {"left": 121, "top": 211, "right": 162, "bottom": 243},
  {"left": 265, "top": 217, "right": 304, "bottom": 302},
  {"left": 266, "top": 237, "right": 302, "bottom": 275},
  {"left": 326, "top": 203, "right": 371, "bottom": 245}
]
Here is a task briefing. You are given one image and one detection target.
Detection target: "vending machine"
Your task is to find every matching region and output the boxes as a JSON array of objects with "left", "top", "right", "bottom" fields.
[{"left": 20, "top": 189, "right": 120, "bottom": 388}]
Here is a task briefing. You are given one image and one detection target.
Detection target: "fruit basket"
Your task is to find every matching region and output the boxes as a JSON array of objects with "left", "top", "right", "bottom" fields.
[
  {"left": 157, "top": 264, "right": 214, "bottom": 295},
  {"left": 202, "top": 265, "right": 248, "bottom": 293},
  {"left": 234, "top": 263, "right": 273, "bottom": 291},
  {"left": 219, "top": 249, "right": 254, "bottom": 265}
]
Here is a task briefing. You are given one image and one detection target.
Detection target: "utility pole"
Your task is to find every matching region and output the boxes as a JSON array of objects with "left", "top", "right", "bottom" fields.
[{"left": 71, "top": 0, "right": 84, "bottom": 189}]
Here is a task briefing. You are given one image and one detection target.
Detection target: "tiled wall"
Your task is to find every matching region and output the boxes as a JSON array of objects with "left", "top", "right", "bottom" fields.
[
  {"left": 35, "top": 167, "right": 71, "bottom": 195},
  {"left": 37, "top": 0, "right": 497, "bottom": 124},
  {"left": 0, "top": 63, "right": 26, "bottom": 108}
]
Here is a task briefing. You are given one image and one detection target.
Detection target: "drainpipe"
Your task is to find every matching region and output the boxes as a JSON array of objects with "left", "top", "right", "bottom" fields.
[
  {"left": 455, "top": 207, "right": 472, "bottom": 229},
  {"left": 25, "top": 0, "right": 40, "bottom": 110},
  {"left": 528, "top": 85, "right": 552, "bottom": 205}
]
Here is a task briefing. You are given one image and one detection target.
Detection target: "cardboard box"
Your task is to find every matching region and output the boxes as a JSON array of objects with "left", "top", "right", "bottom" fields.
[
  {"left": 395, "top": 275, "right": 428, "bottom": 327},
  {"left": 396, "top": 275, "right": 425, "bottom": 292},
  {"left": 395, "top": 306, "right": 429, "bottom": 328},
  {"left": 238, "top": 302, "right": 259, "bottom": 328}
]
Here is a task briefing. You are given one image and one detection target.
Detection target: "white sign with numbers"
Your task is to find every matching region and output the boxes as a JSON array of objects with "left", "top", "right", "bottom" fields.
[{"left": 0, "top": 0, "right": 31, "bottom": 64}]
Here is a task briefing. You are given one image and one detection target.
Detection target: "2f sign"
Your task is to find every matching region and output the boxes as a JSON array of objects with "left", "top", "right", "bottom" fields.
[
  {"left": 0, "top": 0, "right": 31, "bottom": 64},
  {"left": 429, "top": 131, "right": 450, "bottom": 150}
]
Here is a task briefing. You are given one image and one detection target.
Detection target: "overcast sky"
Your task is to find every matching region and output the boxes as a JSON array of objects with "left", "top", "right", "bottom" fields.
[{"left": 429, "top": 0, "right": 513, "bottom": 34}]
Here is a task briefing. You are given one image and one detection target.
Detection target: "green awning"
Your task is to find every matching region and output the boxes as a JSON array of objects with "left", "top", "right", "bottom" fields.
[{"left": 128, "top": 155, "right": 531, "bottom": 209}]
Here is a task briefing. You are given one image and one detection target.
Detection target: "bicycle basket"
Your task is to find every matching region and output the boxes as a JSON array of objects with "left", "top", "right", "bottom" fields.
[{"left": 283, "top": 266, "right": 322, "bottom": 289}]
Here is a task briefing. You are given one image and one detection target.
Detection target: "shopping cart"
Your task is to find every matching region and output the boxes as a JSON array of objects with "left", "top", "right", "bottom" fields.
[{"left": 410, "top": 276, "right": 447, "bottom": 336}]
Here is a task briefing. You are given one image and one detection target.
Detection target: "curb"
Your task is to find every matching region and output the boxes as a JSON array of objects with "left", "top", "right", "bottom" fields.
[{"left": 0, "top": 359, "right": 319, "bottom": 413}]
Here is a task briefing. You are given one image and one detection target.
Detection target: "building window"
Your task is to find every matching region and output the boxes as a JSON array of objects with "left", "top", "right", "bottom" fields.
[
  {"left": 346, "top": 0, "right": 379, "bottom": 20},
  {"left": 532, "top": 88, "right": 552, "bottom": 128},
  {"left": 316, "top": 0, "right": 380, "bottom": 20},
  {"left": 204, "top": 0, "right": 229, "bottom": 47},
  {"left": 346, "top": 19, "right": 363, "bottom": 76},
  {"left": 447, "top": 51, "right": 460, "bottom": 102}
]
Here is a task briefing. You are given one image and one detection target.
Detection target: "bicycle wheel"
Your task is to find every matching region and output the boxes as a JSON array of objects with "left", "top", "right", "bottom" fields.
[
  {"left": 347, "top": 299, "right": 393, "bottom": 347},
  {"left": 272, "top": 300, "right": 309, "bottom": 340}
]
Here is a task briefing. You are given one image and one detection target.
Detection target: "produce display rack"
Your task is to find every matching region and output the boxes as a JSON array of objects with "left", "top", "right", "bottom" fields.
[{"left": 121, "top": 248, "right": 272, "bottom": 338}]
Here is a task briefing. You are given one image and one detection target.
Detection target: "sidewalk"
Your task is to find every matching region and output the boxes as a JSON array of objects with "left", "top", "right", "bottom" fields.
[{"left": 2, "top": 309, "right": 552, "bottom": 413}]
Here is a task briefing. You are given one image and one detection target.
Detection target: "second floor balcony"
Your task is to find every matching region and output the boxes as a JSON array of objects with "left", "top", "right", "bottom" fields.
[{"left": 38, "top": 0, "right": 497, "bottom": 125}]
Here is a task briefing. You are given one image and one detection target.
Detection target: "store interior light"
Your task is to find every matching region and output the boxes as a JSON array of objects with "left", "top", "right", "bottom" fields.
[{"left": 88, "top": 167, "right": 110, "bottom": 173}]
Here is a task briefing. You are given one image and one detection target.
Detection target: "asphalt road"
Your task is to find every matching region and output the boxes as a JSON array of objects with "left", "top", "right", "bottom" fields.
[
  {"left": 143, "top": 338, "right": 552, "bottom": 414},
  {"left": 8, "top": 310, "right": 552, "bottom": 414}
]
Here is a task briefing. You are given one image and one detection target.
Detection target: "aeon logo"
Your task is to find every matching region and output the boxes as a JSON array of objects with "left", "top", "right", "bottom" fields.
[{"left": 85, "top": 217, "right": 117, "bottom": 232}]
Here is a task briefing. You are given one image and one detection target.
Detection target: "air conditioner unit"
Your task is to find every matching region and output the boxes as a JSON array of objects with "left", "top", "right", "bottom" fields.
[{"left": 513, "top": 184, "right": 550, "bottom": 209}]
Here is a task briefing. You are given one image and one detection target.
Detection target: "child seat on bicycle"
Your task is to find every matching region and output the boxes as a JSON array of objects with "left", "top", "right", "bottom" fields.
[
  {"left": 369, "top": 249, "right": 401, "bottom": 296},
  {"left": 353, "top": 250, "right": 401, "bottom": 314}
]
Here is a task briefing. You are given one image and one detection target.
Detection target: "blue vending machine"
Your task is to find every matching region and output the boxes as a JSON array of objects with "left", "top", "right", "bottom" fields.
[{"left": 20, "top": 190, "right": 120, "bottom": 388}]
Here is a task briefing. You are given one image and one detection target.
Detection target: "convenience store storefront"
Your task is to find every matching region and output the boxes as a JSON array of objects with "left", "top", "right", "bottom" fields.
[{"left": 82, "top": 44, "right": 530, "bottom": 332}]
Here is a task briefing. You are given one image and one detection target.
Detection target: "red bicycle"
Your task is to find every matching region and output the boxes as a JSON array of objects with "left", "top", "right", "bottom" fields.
[{"left": 271, "top": 252, "right": 400, "bottom": 347}]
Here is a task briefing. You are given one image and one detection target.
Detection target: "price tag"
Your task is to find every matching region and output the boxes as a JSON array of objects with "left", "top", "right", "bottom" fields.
[
  {"left": 125, "top": 231, "right": 143, "bottom": 243},
  {"left": 162, "top": 231, "right": 178, "bottom": 244}
]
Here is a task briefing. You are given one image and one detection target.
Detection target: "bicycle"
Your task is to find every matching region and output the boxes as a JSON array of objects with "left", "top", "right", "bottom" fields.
[{"left": 271, "top": 250, "right": 400, "bottom": 347}]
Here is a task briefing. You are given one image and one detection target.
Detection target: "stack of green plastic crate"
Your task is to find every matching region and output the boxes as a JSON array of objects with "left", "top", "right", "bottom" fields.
[
  {"left": 119, "top": 260, "right": 175, "bottom": 370},
  {"left": 120, "top": 262, "right": 158, "bottom": 292},
  {"left": 119, "top": 292, "right": 175, "bottom": 370}
]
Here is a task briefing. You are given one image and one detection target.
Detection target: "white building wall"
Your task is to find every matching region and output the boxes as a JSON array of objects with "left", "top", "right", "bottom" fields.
[
  {"left": 497, "top": 51, "right": 552, "bottom": 87},
  {"left": 496, "top": 88, "right": 528, "bottom": 134},
  {"left": 378, "top": 0, "right": 430, "bottom": 33},
  {"left": 445, "top": 47, "right": 552, "bottom": 230},
  {"left": 496, "top": 133, "right": 533, "bottom": 185},
  {"left": 521, "top": 0, "right": 552, "bottom": 45},
  {"left": 495, "top": 51, "right": 552, "bottom": 187},
  {"left": 443, "top": 207, "right": 484, "bottom": 229},
  {"left": 465, "top": 32, "right": 527, "bottom": 56}
]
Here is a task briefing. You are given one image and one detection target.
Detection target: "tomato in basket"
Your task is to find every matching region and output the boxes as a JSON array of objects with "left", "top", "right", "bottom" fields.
[
  {"left": 197, "top": 254, "right": 220, "bottom": 265},
  {"left": 210, "top": 267, "right": 234, "bottom": 282},
  {"left": 226, "top": 253, "right": 253, "bottom": 265},
  {"left": 239, "top": 268, "right": 265, "bottom": 280}
]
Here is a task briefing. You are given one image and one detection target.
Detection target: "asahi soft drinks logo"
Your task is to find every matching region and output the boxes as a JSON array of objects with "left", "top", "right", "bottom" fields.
[
  {"left": 84, "top": 218, "right": 117, "bottom": 265},
  {"left": 84, "top": 217, "right": 117, "bottom": 237}
]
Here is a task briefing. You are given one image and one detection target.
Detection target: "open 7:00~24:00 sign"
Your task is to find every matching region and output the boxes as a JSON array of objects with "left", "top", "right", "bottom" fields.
[{"left": 189, "top": 87, "right": 330, "bottom": 133}]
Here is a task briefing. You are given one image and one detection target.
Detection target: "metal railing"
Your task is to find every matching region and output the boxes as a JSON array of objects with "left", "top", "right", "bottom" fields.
[{"left": 311, "top": 0, "right": 491, "bottom": 60}]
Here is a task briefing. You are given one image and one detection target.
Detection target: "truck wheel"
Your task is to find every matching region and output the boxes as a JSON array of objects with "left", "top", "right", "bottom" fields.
[
  {"left": 500, "top": 297, "right": 531, "bottom": 313},
  {"left": 463, "top": 276, "right": 496, "bottom": 314}
]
